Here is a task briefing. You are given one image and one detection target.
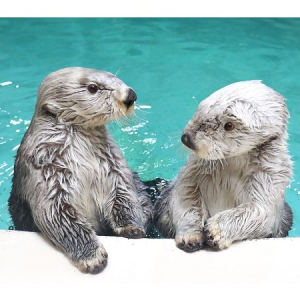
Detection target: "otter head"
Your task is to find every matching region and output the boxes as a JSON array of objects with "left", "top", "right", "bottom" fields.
[
  {"left": 181, "top": 80, "right": 289, "bottom": 160},
  {"left": 36, "top": 67, "right": 137, "bottom": 128}
]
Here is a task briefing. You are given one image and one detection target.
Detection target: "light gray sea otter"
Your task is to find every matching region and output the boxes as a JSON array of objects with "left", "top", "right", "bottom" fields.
[
  {"left": 8, "top": 67, "right": 152, "bottom": 274},
  {"left": 154, "top": 80, "right": 293, "bottom": 252}
]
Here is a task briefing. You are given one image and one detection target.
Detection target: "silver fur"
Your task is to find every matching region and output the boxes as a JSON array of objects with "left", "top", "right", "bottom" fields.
[
  {"left": 9, "top": 67, "right": 152, "bottom": 274},
  {"left": 154, "top": 80, "right": 293, "bottom": 252}
]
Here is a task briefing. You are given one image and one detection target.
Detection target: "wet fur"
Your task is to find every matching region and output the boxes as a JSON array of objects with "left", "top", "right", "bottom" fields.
[
  {"left": 8, "top": 67, "right": 152, "bottom": 274},
  {"left": 154, "top": 81, "right": 293, "bottom": 251}
]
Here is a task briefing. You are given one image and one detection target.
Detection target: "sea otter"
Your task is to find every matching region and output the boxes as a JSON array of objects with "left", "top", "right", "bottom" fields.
[
  {"left": 8, "top": 67, "right": 152, "bottom": 274},
  {"left": 154, "top": 80, "right": 293, "bottom": 252}
]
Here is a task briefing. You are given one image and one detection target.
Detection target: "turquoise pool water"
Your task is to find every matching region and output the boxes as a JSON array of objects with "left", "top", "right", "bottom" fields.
[{"left": 0, "top": 18, "right": 299, "bottom": 236}]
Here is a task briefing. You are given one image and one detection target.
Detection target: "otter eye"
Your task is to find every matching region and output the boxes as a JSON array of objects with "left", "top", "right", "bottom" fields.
[
  {"left": 224, "top": 122, "right": 235, "bottom": 131},
  {"left": 87, "top": 84, "right": 98, "bottom": 94}
]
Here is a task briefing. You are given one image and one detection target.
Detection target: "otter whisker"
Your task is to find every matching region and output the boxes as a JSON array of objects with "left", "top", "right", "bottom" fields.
[
  {"left": 134, "top": 104, "right": 152, "bottom": 115},
  {"left": 126, "top": 111, "right": 142, "bottom": 124},
  {"left": 175, "top": 142, "right": 189, "bottom": 159},
  {"left": 130, "top": 110, "right": 148, "bottom": 123},
  {"left": 112, "top": 108, "right": 129, "bottom": 128},
  {"left": 113, "top": 116, "right": 125, "bottom": 128},
  {"left": 114, "top": 67, "right": 122, "bottom": 77}
]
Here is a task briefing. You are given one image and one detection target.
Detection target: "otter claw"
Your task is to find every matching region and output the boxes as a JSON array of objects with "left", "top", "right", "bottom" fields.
[
  {"left": 175, "top": 231, "right": 205, "bottom": 252},
  {"left": 74, "top": 245, "right": 108, "bottom": 274},
  {"left": 115, "top": 226, "right": 146, "bottom": 239}
]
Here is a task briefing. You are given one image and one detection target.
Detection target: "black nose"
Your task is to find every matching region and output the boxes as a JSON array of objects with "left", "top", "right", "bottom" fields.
[
  {"left": 124, "top": 88, "right": 137, "bottom": 109},
  {"left": 181, "top": 133, "right": 196, "bottom": 150}
]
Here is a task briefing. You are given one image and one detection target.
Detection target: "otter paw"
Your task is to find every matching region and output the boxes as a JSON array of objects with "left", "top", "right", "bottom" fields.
[
  {"left": 74, "top": 244, "right": 108, "bottom": 274},
  {"left": 203, "top": 221, "right": 231, "bottom": 250},
  {"left": 175, "top": 231, "right": 205, "bottom": 252},
  {"left": 115, "top": 226, "right": 146, "bottom": 239}
]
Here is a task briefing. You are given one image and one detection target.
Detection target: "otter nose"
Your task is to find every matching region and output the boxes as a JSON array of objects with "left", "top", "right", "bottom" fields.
[
  {"left": 181, "top": 133, "right": 196, "bottom": 150},
  {"left": 123, "top": 88, "right": 137, "bottom": 109}
]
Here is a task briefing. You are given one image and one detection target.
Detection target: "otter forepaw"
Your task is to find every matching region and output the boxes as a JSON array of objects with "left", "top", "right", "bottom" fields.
[
  {"left": 175, "top": 231, "right": 205, "bottom": 252},
  {"left": 115, "top": 226, "right": 146, "bottom": 239},
  {"left": 203, "top": 220, "right": 231, "bottom": 250},
  {"left": 73, "top": 244, "right": 108, "bottom": 274}
]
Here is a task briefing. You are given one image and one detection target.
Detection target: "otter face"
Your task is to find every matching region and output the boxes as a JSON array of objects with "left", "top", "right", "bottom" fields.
[
  {"left": 37, "top": 67, "right": 137, "bottom": 128},
  {"left": 181, "top": 81, "right": 288, "bottom": 160}
]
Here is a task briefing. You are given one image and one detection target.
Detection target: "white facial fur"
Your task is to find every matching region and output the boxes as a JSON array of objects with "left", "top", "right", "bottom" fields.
[{"left": 183, "top": 80, "right": 289, "bottom": 160}]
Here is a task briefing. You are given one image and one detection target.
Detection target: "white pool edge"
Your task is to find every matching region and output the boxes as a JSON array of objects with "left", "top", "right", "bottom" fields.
[{"left": 1, "top": 229, "right": 300, "bottom": 287}]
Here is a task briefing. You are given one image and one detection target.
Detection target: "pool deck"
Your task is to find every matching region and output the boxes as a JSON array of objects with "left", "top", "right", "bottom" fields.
[{"left": 0, "top": 229, "right": 300, "bottom": 286}]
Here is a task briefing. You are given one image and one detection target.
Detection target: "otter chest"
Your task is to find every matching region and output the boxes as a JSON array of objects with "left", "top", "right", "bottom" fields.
[
  {"left": 200, "top": 159, "right": 252, "bottom": 216},
  {"left": 70, "top": 133, "right": 117, "bottom": 219}
]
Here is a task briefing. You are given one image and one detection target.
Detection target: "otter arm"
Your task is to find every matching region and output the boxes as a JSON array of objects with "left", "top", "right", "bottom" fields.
[
  {"left": 170, "top": 177, "right": 210, "bottom": 252},
  {"left": 28, "top": 166, "right": 107, "bottom": 274},
  {"left": 204, "top": 172, "right": 286, "bottom": 249},
  {"left": 103, "top": 171, "right": 147, "bottom": 239},
  {"left": 103, "top": 139, "right": 148, "bottom": 239}
]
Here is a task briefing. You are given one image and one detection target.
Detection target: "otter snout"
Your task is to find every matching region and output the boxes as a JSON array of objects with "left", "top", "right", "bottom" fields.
[
  {"left": 181, "top": 132, "right": 196, "bottom": 150},
  {"left": 123, "top": 88, "right": 137, "bottom": 109}
]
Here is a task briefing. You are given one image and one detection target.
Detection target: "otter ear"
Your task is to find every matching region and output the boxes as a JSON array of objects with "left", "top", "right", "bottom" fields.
[{"left": 41, "top": 102, "right": 60, "bottom": 116}]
